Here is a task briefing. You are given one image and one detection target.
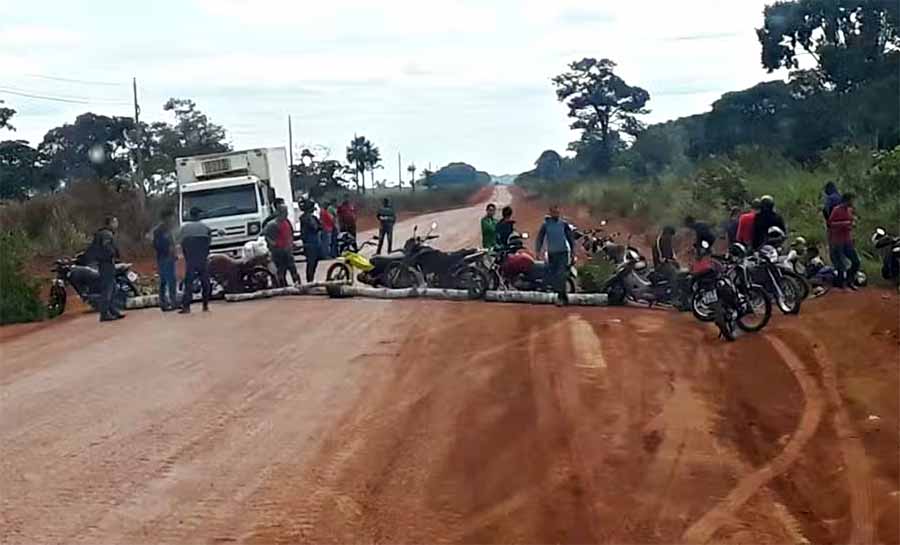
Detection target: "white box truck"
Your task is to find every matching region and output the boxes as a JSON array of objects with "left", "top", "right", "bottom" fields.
[{"left": 175, "top": 147, "right": 300, "bottom": 257}]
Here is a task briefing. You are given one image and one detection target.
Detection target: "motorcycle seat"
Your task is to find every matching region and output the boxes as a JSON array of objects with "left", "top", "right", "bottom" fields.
[{"left": 370, "top": 255, "right": 405, "bottom": 268}]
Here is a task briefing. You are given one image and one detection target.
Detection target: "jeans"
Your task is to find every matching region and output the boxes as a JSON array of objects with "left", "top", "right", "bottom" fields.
[
  {"left": 331, "top": 229, "right": 339, "bottom": 257},
  {"left": 830, "top": 242, "right": 860, "bottom": 287},
  {"left": 303, "top": 239, "right": 320, "bottom": 283},
  {"left": 546, "top": 251, "right": 570, "bottom": 301},
  {"left": 157, "top": 257, "right": 177, "bottom": 309},
  {"left": 272, "top": 248, "right": 300, "bottom": 287},
  {"left": 377, "top": 225, "right": 394, "bottom": 254},
  {"left": 97, "top": 262, "right": 118, "bottom": 320},
  {"left": 182, "top": 259, "right": 211, "bottom": 310},
  {"left": 320, "top": 231, "right": 333, "bottom": 259}
]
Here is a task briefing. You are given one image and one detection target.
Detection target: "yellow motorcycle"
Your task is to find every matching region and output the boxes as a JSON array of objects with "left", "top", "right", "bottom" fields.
[{"left": 325, "top": 234, "right": 404, "bottom": 287}]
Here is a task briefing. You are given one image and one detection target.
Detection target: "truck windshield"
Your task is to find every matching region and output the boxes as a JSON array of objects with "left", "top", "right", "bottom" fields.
[{"left": 182, "top": 184, "right": 258, "bottom": 220}]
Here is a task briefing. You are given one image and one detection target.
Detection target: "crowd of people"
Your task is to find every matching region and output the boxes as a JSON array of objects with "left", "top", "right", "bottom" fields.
[{"left": 651, "top": 181, "right": 863, "bottom": 290}]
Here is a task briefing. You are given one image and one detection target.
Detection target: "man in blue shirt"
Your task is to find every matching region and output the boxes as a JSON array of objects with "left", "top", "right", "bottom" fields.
[
  {"left": 153, "top": 209, "right": 178, "bottom": 312},
  {"left": 535, "top": 204, "right": 576, "bottom": 305}
]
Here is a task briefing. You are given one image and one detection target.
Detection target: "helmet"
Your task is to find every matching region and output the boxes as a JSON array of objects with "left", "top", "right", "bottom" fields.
[
  {"left": 767, "top": 226, "right": 786, "bottom": 244},
  {"left": 759, "top": 195, "right": 775, "bottom": 210},
  {"left": 791, "top": 236, "right": 807, "bottom": 248},
  {"left": 871, "top": 228, "right": 887, "bottom": 246},
  {"left": 855, "top": 271, "right": 868, "bottom": 287},
  {"left": 507, "top": 233, "right": 525, "bottom": 250},
  {"left": 729, "top": 242, "right": 748, "bottom": 258}
]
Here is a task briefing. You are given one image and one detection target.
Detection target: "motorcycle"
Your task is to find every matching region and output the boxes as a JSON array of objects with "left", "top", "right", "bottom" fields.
[
  {"left": 47, "top": 254, "right": 140, "bottom": 318},
  {"left": 747, "top": 245, "right": 804, "bottom": 314},
  {"left": 325, "top": 235, "right": 400, "bottom": 288},
  {"left": 387, "top": 221, "right": 489, "bottom": 299},
  {"left": 495, "top": 231, "right": 578, "bottom": 293},
  {"left": 602, "top": 247, "right": 691, "bottom": 309},
  {"left": 690, "top": 241, "right": 772, "bottom": 339},
  {"left": 872, "top": 227, "right": 900, "bottom": 285},
  {"left": 181, "top": 239, "right": 276, "bottom": 296}
]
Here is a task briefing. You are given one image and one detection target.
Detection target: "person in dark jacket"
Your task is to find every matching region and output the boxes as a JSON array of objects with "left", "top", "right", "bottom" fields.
[
  {"left": 179, "top": 207, "right": 213, "bottom": 314},
  {"left": 91, "top": 216, "right": 124, "bottom": 322},
  {"left": 376, "top": 198, "right": 397, "bottom": 254},
  {"left": 265, "top": 203, "right": 300, "bottom": 287},
  {"left": 152, "top": 209, "right": 178, "bottom": 312},
  {"left": 751, "top": 195, "right": 787, "bottom": 249},
  {"left": 822, "top": 181, "right": 842, "bottom": 222},
  {"left": 535, "top": 204, "right": 576, "bottom": 305},
  {"left": 299, "top": 201, "right": 322, "bottom": 282},
  {"left": 652, "top": 226, "right": 677, "bottom": 268},
  {"left": 495, "top": 206, "right": 515, "bottom": 248},
  {"left": 684, "top": 215, "right": 716, "bottom": 256},
  {"left": 827, "top": 193, "right": 860, "bottom": 289}
]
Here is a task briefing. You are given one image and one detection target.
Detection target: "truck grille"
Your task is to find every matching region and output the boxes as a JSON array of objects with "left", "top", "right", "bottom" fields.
[{"left": 212, "top": 225, "right": 247, "bottom": 238}]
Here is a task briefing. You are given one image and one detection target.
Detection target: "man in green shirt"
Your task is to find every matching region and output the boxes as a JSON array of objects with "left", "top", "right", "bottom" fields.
[{"left": 481, "top": 203, "right": 498, "bottom": 249}]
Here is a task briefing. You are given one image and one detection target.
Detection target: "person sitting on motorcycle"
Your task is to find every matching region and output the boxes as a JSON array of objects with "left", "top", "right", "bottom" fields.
[
  {"left": 752, "top": 195, "right": 787, "bottom": 249},
  {"left": 684, "top": 215, "right": 716, "bottom": 258},
  {"left": 265, "top": 202, "right": 301, "bottom": 287},
  {"left": 535, "top": 204, "right": 575, "bottom": 305},
  {"left": 495, "top": 206, "right": 515, "bottom": 249},
  {"left": 500, "top": 233, "right": 537, "bottom": 281},
  {"left": 89, "top": 215, "right": 125, "bottom": 322}
]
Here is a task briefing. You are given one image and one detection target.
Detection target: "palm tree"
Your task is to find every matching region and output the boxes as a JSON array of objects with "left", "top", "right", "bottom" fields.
[
  {"left": 407, "top": 163, "right": 417, "bottom": 192},
  {"left": 346, "top": 135, "right": 368, "bottom": 193},
  {"left": 364, "top": 142, "right": 382, "bottom": 191}
]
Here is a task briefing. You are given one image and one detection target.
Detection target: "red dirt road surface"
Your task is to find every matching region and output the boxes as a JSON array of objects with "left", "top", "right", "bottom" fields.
[{"left": 1, "top": 187, "right": 898, "bottom": 544}]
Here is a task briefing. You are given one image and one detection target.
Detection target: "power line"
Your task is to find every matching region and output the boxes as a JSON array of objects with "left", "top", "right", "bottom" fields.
[
  {"left": 26, "top": 73, "right": 125, "bottom": 87},
  {"left": 0, "top": 86, "right": 129, "bottom": 105}
]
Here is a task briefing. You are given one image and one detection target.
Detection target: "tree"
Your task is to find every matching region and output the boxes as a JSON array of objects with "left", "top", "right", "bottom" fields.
[
  {"left": 365, "top": 141, "right": 382, "bottom": 190},
  {"left": 534, "top": 150, "right": 562, "bottom": 179},
  {"left": 757, "top": 0, "right": 900, "bottom": 91},
  {"left": 552, "top": 58, "right": 650, "bottom": 173},
  {"left": 0, "top": 100, "right": 15, "bottom": 132},
  {"left": 39, "top": 113, "right": 135, "bottom": 188},
  {"left": 141, "top": 98, "right": 231, "bottom": 194},
  {"left": 407, "top": 163, "right": 417, "bottom": 192},
  {"left": 0, "top": 140, "right": 42, "bottom": 199},
  {"left": 346, "top": 135, "right": 371, "bottom": 193}
]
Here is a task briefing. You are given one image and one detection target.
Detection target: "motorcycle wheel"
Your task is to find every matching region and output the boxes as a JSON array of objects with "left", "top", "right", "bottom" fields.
[
  {"left": 782, "top": 270, "right": 810, "bottom": 300},
  {"left": 488, "top": 269, "right": 502, "bottom": 291},
  {"left": 714, "top": 301, "right": 737, "bottom": 341},
  {"left": 47, "top": 284, "right": 67, "bottom": 318},
  {"left": 774, "top": 275, "right": 802, "bottom": 315},
  {"left": 244, "top": 267, "right": 276, "bottom": 292},
  {"left": 737, "top": 285, "right": 772, "bottom": 332},
  {"left": 606, "top": 282, "right": 627, "bottom": 306},
  {"left": 385, "top": 263, "right": 421, "bottom": 289},
  {"left": 118, "top": 279, "right": 139, "bottom": 298},
  {"left": 326, "top": 262, "right": 352, "bottom": 284},
  {"left": 453, "top": 266, "right": 489, "bottom": 299},
  {"left": 691, "top": 292, "right": 716, "bottom": 322}
]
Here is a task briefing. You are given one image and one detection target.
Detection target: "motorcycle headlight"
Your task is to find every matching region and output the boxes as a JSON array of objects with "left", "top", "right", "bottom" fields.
[
  {"left": 247, "top": 221, "right": 261, "bottom": 236},
  {"left": 759, "top": 246, "right": 778, "bottom": 262}
]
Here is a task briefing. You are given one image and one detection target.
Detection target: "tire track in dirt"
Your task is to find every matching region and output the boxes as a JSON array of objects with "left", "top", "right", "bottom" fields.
[
  {"left": 795, "top": 330, "right": 877, "bottom": 545},
  {"left": 681, "top": 336, "right": 826, "bottom": 544}
]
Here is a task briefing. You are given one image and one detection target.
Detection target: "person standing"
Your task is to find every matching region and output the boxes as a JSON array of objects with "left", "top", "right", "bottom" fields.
[
  {"left": 179, "top": 207, "right": 213, "bottom": 314},
  {"left": 152, "top": 209, "right": 178, "bottom": 312},
  {"left": 652, "top": 226, "right": 677, "bottom": 268},
  {"left": 336, "top": 195, "right": 357, "bottom": 243},
  {"left": 828, "top": 193, "right": 861, "bottom": 290},
  {"left": 262, "top": 197, "right": 286, "bottom": 230},
  {"left": 752, "top": 195, "right": 787, "bottom": 249},
  {"left": 320, "top": 202, "right": 336, "bottom": 259},
  {"left": 327, "top": 200, "right": 340, "bottom": 257},
  {"left": 376, "top": 198, "right": 397, "bottom": 254},
  {"left": 265, "top": 203, "right": 300, "bottom": 287},
  {"left": 535, "top": 204, "right": 575, "bottom": 305},
  {"left": 495, "top": 206, "right": 515, "bottom": 248},
  {"left": 481, "top": 203, "right": 498, "bottom": 249},
  {"left": 822, "top": 181, "right": 842, "bottom": 222},
  {"left": 684, "top": 215, "right": 716, "bottom": 256},
  {"left": 90, "top": 216, "right": 125, "bottom": 322},
  {"left": 723, "top": 207, "right": 741, "bottom": 245},
  {"left": 735, "top": 199, "right": 759, "bottom": 247},
  {"left": 300, "top": 201, "right": 323, "bottom": 283}
]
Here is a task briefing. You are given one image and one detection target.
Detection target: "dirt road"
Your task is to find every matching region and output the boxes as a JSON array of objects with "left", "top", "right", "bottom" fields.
[{"left": 2, "top": 187, "right": 897, "bottom": 544}]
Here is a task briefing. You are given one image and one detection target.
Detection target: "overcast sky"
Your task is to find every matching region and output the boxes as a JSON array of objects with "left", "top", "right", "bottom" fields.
[{"left": 1, "top": 0, "right": 786, "bottom": 177}]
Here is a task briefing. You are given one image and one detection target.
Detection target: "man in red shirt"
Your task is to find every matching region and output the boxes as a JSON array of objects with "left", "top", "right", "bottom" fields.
[
  {"left": 336, "top": 195, "right": 357, "bottom": 242},
  {"left": 735, "top": 198, "right": 759, "bottom": 247},
  {"left": 320, "top": 203, "right": 336, "bottom": 258},
  {"left": 264, "top": 204, "right": 300, "bottom": 287},
  {"left": 827, "top": 193, "right": 860, "bottom": 289}
]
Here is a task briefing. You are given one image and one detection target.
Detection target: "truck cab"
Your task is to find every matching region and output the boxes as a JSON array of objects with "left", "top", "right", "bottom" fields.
[{"left": 176, "top": 148, "right": 299, "bottom": 257}]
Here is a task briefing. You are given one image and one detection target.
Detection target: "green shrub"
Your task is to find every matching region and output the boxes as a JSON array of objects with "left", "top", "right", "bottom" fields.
[
  {"left": 577, "top": 258, "right": 617, "bottom": 293},
  {"left": 0, "top": 230, "right": 45, "bottom": 324}
]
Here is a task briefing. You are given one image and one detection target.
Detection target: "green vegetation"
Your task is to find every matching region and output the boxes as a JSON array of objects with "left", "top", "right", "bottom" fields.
[{"left": 0, "top": 230, "right": 45, "bottom": 324}]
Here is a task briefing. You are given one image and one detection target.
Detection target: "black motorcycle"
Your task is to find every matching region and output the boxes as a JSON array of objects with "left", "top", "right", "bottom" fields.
[
  {"left": 602, "top": 247, "right": 690, "bottom": 309},
  {"left": 387, "top": 222, "right": 489, "bottom": 299},
  {"left": 873, "top": 227, "right": 900, "bottom": 285},
  {"left": 47, "top": 255, "right": 140, "bottom": 317}
]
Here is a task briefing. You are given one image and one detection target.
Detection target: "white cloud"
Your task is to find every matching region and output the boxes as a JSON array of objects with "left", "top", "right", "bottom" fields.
[{"left": 0, "top": 25, "right": 82, "bottom": 47}]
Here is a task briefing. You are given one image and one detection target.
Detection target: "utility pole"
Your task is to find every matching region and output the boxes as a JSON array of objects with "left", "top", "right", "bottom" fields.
[
  {"left": 288, "top": 115, "right": 294, "bottom": 167},
  {"left": 397, "top": 152, "right": 402, "bottom": 189},
  {"left": 132, "top": 77, "right": 145, "bottom": 210}
]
